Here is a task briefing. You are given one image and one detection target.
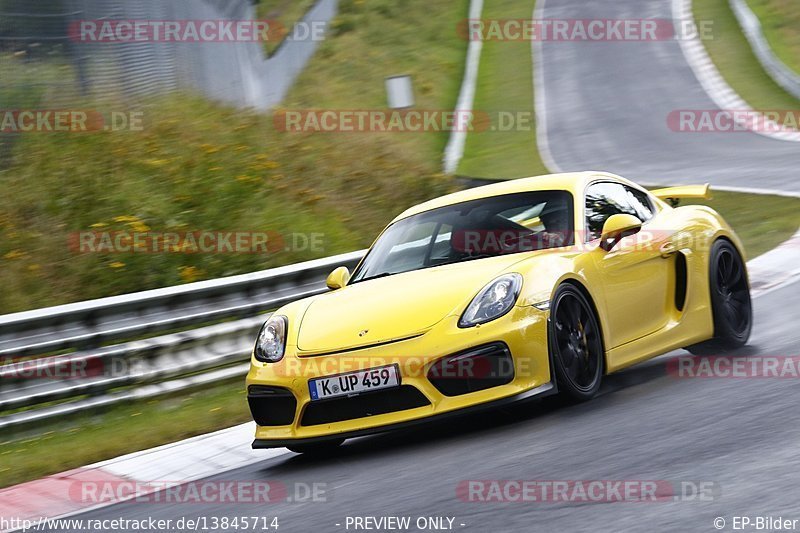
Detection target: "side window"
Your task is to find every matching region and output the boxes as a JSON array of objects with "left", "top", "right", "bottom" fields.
[
  {"left": 585, "top": 182, "right": 655, "bottom": 240},
  {"left": 585, "top": 183, "right": 627, "bottom": 240},
  {"left": 624, "top": 186, "right": 655, "bottom": 222}
]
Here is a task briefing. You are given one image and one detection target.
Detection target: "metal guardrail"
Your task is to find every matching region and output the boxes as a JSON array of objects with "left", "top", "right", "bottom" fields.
[
  {"left": 0, "top": 250, "right": 364, "bottom": 430},
  {"left": 729, "top": 0, "right": 800, "bottom": 101}
]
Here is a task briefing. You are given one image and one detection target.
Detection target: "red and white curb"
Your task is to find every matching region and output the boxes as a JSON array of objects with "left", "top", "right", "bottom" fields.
[
  {"left": 672, "top": 0, "right": 800, "bottom": 142},
  {"left": 0, "top": 422, "right": 288, "bottom": 531},
  {"left": 1, "top": 229, "right": 799, "bottom": 531},
  {"left": 748, "top": 229, "right": 800, "bottom": 297}
]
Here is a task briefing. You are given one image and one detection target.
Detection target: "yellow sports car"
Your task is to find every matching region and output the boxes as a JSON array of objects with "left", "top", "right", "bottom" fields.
[{"left": 246, "top": 171, "right": 751, "bottom": 453}]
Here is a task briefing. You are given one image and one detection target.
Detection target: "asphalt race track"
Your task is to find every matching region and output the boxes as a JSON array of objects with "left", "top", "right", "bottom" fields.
[
  {"left": 64, "top": 277, "right": 799, "bottom": 531},
  {"left": 537, "top": 0, "right": 800, "bottom": 193}
]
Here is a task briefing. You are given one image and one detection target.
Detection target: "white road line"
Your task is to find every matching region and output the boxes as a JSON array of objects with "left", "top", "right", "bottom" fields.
[
  {"left": 532, "top": 0, "right": 563, "bottom": 174},
  {"left": 443, "top": 0, "right": 485, "bottom": 174}
]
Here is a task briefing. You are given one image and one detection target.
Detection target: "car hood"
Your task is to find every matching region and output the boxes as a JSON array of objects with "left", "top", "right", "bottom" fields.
[{"left": 296, "top": 255, "right": 528, "bottom": 354}]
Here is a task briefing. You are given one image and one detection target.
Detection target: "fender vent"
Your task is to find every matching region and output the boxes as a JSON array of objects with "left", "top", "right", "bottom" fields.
[{"left": 675, "top": 252, "right": 688, "bottom": 311}]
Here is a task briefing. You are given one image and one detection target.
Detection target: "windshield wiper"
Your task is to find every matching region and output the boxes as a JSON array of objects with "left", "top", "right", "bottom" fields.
[
  {"left": 352, "top": 272, "right": 394, "bottom": 284},
  {"left": 432, "top": 254, "right": 499, "bottom": 268}
]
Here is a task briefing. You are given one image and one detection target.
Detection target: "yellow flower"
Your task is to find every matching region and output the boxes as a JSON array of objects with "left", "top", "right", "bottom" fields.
[
  {"left": 90, "top": 222, "right": 108, "bottom": 228},
  {"left": 113, "top": 215, "right": 139, "bottom": 223},
  {"left": 3, "top": 250, "right": 27, "bottom": 260},
  {"left": 129, "top": 221, "right": 151, "bottom": 233},
  {"left": 109, "top": 261, "right": 126, "bottom": 269},
  {"left": 179, "top": 265, "right": 202, "bottom": 283}
]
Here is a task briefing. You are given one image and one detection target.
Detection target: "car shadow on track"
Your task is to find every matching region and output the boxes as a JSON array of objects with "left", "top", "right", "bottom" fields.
[{"left": 258, "top": 344, "right": 763, "bottom": 473}]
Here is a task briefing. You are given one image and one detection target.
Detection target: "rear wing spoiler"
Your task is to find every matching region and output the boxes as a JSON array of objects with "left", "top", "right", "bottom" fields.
[{"left": 650, "top": 184, "right": 712, "bottom": 206}]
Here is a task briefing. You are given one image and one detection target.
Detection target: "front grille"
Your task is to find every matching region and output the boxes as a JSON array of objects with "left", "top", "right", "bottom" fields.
[
  {"left": 248, "top": 385, "right": 297, "bottom": 426},
  {"left": 427, "top": 342, "right": 515, "bottom": 396},
  {"left": 300, "top": 385, "right": 430, "bottom": 426}
]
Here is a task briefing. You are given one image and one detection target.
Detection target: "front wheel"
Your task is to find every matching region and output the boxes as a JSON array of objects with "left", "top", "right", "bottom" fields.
[
  {"left": 687, "top": 239, "right": 752, "bottom": 354},
  {"left": 549, "top": 284, "right": 605, "bottom": 402}
]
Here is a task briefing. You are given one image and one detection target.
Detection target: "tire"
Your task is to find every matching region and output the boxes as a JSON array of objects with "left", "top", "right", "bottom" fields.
[
  {"left": 286, "top": 438, "right": 345, "bottom": 455},
  {"left": 687, "top": 239, "right": 752, "bottom": 354},
  {"left": 549, "top": 283, "right": 605, "bottom": 401}
]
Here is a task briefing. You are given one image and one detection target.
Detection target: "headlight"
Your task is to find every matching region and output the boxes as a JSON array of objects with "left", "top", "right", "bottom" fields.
[
  {"left": 458, "top": 273, "right": 523, "bottom": 328},
  {"left": 254, "top": 315, "right": 288, "bottom": 363}
]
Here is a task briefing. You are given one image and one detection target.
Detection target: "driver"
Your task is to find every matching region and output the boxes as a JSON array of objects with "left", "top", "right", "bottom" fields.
[{"left": 539, "top": 208, "right": 570, "bottom": 248}]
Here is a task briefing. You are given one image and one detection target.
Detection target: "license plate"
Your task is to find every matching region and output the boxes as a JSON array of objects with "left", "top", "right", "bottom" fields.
[{"left": 308, "top": 364, "right": 400, "bottom": 401}]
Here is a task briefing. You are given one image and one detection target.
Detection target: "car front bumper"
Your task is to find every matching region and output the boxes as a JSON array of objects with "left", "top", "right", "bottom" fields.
[{"left": 245, "top": 306, "right": 552, "bottom": 447}]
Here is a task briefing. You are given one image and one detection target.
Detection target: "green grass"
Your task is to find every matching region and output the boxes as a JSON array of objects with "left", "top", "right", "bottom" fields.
[
  {"left": 0, "top": 378, "right": 252, "bottom": 488},
  {"left": 286, "top": 0, "right": 468, "bottom": 162},
  {"left": 0, "top": 0, "right": 469, "bottom": 313},
  {"left": 457, "top": 0, "right": 549, "bottom": 180},
  {"left": 256, "top": 0, "right": 318, "bottom": 55},
  {"left": 694, "top": 0, "right": 800, "bottom": 110},
  {"left": 746, "top": 0, "right": 800, "bottom": 76},
  {"left": 680, "top": 189, "right": 800, "bottom": 259}
]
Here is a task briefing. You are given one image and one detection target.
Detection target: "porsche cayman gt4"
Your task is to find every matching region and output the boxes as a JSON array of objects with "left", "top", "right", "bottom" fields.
[{"left": 246, "top": 171, "right": 751, "bottom": 453}]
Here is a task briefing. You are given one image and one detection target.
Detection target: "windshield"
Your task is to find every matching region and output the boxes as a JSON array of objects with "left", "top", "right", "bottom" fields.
[{"left": 350, "top": 190, "right": 574, "bottom": 283}]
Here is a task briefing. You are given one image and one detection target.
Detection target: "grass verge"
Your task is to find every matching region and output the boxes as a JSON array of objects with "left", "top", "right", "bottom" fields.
[
  {"left": 694, "top": 0, "right": 800, "bottom": 110},
  {"left": 1, "top": 188, "right": 796, "bottom": 489},
  {"left": 457, "top": 0, "right": 549, "bottom": 179},
  {"left": 745, "top": 0, "right": 800, "bottom": 76},
  {"left": 0, "top": 378, "right": 251, "bottom": 488},
  {"left": 0, "top": 0, "right": 469, "bottom": 313},
  {"left": 679, "top": 189, "right": 799, "bottom": 258}
]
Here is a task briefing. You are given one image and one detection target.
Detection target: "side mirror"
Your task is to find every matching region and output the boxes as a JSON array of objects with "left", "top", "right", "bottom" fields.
[
  {"left": 600, "top": 214, "right": 642, "bottom": 252},
  {"left": 326, "top": 266, "right": 351, "bottom": 290}
]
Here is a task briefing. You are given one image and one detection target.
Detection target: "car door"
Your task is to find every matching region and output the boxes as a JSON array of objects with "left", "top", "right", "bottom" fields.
[{"left": 585, "top": 182, "right": 675, "bottom": 349}]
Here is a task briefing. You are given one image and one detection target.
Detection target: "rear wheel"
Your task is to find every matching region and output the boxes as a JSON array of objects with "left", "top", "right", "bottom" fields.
[
  {"left": 286, "top": 438, "right": 345, "bottom": 455},
  {"left": 687, "top": 239, "right": 752, "bottom": 354},
  {"left": 549, "top": 284, "right": 604, "bottom": 401}
]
